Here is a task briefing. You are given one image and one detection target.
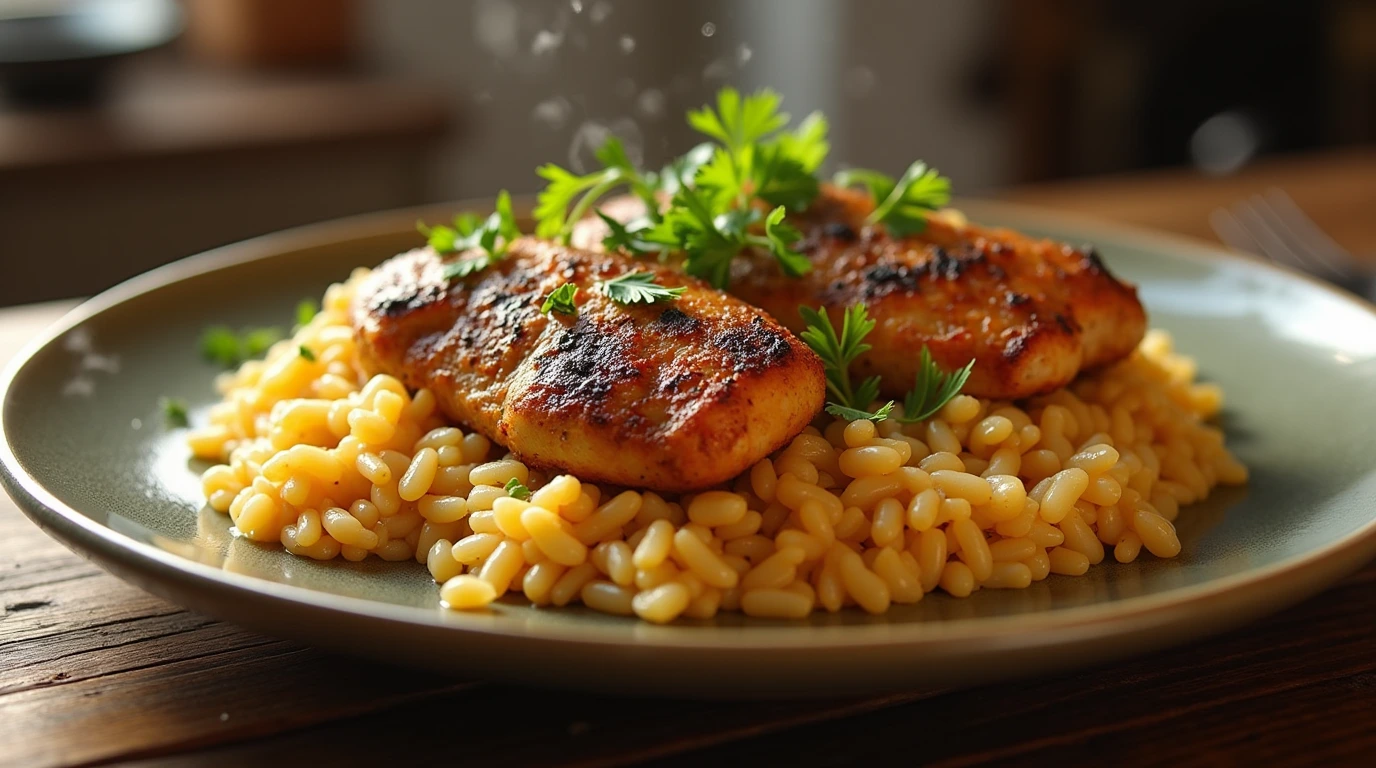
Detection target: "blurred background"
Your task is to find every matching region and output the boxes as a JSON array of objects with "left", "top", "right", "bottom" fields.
[{"left": 1, "top": 0, "right": 1372, "bottom": 305}]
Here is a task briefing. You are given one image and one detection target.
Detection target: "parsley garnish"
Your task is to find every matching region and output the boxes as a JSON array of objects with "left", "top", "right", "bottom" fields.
[
  {"left": 597, "top": 210, "right": 663, "bottom": 257},
  {"left": 539, "top": 87, "right": 824, "bottom": 288},
  {"left": 540, "top": 283, "right": 579, "bottom": 316},
  {"left": 638, "top": 180, "right": 807, "bottom": 289},
  {"left": 160, "top": 396, "right": 189, "bottom": 428},
  {"left": 419, "top": 190, "right": 520, "bottom": 280},
  {"left": 689, "top": 88, "right": 828, "bottom": 212},
  {"left": 898, "top": 347, "right": 975, "bottom": 423},
  {"left": 298, "top": 345, "right": 316, "bottom": 362},
  {"left": 798, "top": 304, "right": 973, "bottom": 422},
  {"left": 199, "top": 326, "right": 241, "bottom": 367},
  {"left": 596, "top": 271, "right": 686, "bottom": 305},
  {"left": 199, "top": 325, "right": 284, "bottom": 368},
  {"left": 833, "top": 161, "right": 951, "bottom": 237},
  {"left": 535, "top": 138, "right": 657, "bottom": 243},
  {"left": 504, "top": 477, "right": 531, "bottom": 500},
  {"left": 764, "top": 206, "right": 810, "bottom": 277},
  {"left": 295, "top": 299, "right": 319, "bottom": 329},
  {"left": 798, "top": 304, "right": 893, "bottom": 422}
]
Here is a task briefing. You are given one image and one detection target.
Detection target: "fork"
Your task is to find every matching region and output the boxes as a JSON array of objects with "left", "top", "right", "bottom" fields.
[{"left": 1210, "top": 189, "right": 1376, "bottom": 300}]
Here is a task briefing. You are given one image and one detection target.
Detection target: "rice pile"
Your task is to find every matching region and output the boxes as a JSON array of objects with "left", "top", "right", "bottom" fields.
[{"left": 189, "top": 271, "right": 1247, "bottom": 623}]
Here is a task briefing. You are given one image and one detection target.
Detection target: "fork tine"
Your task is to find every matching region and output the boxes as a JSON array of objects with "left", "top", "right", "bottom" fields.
[
  {"left": 1229, "top": 196, "right": 1315, "bottom": 274},
  {"left": 1256, "top": 188, "right": 1357, "bottom": 280},
  {"left": 1209, "top": 207, "right": 1266, "bottom": 257}
]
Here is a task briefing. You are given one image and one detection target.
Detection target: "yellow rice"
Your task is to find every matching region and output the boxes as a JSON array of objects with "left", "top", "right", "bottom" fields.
[{"left": 189, "top": 271, "right": 1247, "bottom": 623}]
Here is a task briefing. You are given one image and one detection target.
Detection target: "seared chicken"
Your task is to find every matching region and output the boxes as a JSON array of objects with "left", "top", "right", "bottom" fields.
[
  {"left": 353, "top": 240, "right": 825, "bottom": 491},
  {"left": 577, "top": 186, "right": 1147, "bottom": 399}
]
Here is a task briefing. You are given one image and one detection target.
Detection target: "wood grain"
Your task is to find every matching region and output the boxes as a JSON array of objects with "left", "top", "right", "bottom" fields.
[
  {"left": 3, "top": 153, "right": 1375, "bottom": 767},
  {"left": 644, "top": 565, "right": 1376, "bottom": 767},
  {"left": 1000, "top": 147, "right": 1376, "bottom": 258}
]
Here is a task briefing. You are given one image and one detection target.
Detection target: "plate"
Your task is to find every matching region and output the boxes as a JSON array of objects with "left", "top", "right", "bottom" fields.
[{"left": 4, "top": 201, "right": 1376, "bottom": 698}]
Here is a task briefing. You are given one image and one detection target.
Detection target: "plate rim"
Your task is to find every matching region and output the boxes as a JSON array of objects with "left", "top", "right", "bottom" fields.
[{"left": 4, "top": 198, "right": 1376, "bottom": 653}]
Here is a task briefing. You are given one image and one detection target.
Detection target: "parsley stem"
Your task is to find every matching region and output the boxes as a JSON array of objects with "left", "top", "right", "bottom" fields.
[
  {"left": 564, "top": 171, "right": 632, "bottom": 243},
  {"left": 831, "top": 373, "right": 858, "bottom": 411},
  {"left": 726, "top": 151, "right": 749, "bottom": 208}
]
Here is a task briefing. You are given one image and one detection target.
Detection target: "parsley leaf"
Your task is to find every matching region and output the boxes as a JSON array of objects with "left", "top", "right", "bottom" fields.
[
  {"left": 776, "top": 112, "right": 830, "bottom": 174},
  {"left": 536, "top": 88, "right": 824, "bottom": 288},
  {"left": 688, "top": 90, "right": 828, "bottom": 213},
  {"left": 655, "top": 142, "right": 716, "bottom": 197},
  {"left": 443, "top": 256, "right": 497, "bottom": 281},
  {"left": 504, "top": 477, "right": 531, "bottom": 500},
  {"left": 242, "top": 328, "right": 283, "bottom": 358},
  {"left": 751, "top": 112, "right": 828, "bottom": 210},
  {"left": 298, "top": 345, "right": 316, "bottom": 362},
  {"left": 687, "top": 87, "right": 788, "bottom": 156},
  {"left": 896, "top": 347, "right": 975, "bottom": 423},
  {"left": 535, "top": 137, "right": 653, "bottom": 242},
  {"left": 595, "top": 135, "right": 636, "bottom": 173},
  {"left": 596, "top": 271, "right": 686, "bottom": 305},
  {"left": 826, "top": 401, "right": 895, "bottom": 423},
  {"left": 597, "top": 211, "right": 662, "bottom": 257},
  {"left": 199, "top": 325, "right": 283, "bottom": 368},
  {"left": 751, "top": 141, "right": 819, "bottom": 211},
  {"left": 540, "top": 283, "right": 579, "bottom": 316},
  {"left": 833, "top": 161, "right": 951, "bottom": 237},
  {"left": 646, "top": 175, "right": 809, "bottom": 289},
  {"left": 420, "top": 190, "right": 520, "bottom": 281},
  {"left": 630, "top": 88, "right": 819, "bottom": 287},
  {"left": 663, "top": 186, "right": 743, "bottom": 286},
  {"left": 693, "top": 146, "right": 737, "bottom": 207},
  {"left": 199, "top": 326, "right": 242, "bottom": 367},
  {"left": 160, "top": 396, "right": 189, "bottom": 428},
  {"left": 295, "top": 299, "right": 319, "bottom": 329},
  {"left": 763, "top": 206, "right": 810, "bottom": 277},
  {"left": 798, "top": 304, "right": 894, "bottom": 422}
]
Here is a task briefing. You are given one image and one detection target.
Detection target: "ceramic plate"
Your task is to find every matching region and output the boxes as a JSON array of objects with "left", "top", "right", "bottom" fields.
[{"left": 4, "top": 201, "right": 1376, "bottom": 698}]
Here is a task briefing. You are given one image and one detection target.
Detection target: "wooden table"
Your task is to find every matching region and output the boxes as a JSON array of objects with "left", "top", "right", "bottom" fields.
[{"left": 3, "top": 150, "right": 1374, "bottom": 767}]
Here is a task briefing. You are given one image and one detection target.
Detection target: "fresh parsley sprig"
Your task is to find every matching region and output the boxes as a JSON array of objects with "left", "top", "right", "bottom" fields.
[
  {"left": 591, "top": 143, "right": 718, "bottom": 259},
  {"left": 638, "top": 178, "right": 809, "bottom": 289},
  {"left": 689, "top": 87, "right": 828, "bottom": 212},
  {"left": 419, "top": 190, "right": 521, "bottom": 280},
  {"left": 545, "top": 88, "right": 824, "bottom": 288},
  {"left": 597, "top": 211, "right": 663, "bottom": 258},
  {"left": 535, "top": 137, "right": 661, "bottom": 244},
  {"left": 540, "top": 283, "right": 579, "bottom": 316},
  {"left": 596, "top": 271, "right": 685, "bottom": 305},
  {"left": 799, "top": 304, "right": 974, "bottom": 423},
  {"left": 833, "top": 161, "right": 951, "bottom": 237},
  {"left": 798, "top": 304, "right": 893, "bottom": 422},
  {"left": 898, "top": 347, "right": 975, "bottom": 423}
]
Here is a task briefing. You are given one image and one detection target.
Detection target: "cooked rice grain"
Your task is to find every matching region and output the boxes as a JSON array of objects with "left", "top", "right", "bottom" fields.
[{"left": 192, "top": 274, "right": 1246, "bottom": 623}]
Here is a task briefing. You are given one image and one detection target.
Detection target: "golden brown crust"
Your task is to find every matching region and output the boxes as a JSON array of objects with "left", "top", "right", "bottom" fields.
[
  {"left": 352, "top": 239, "right": 825, "bottom": 492},
  {"left": 575, "top": 186, "right": 1147, "bottom": 399}
]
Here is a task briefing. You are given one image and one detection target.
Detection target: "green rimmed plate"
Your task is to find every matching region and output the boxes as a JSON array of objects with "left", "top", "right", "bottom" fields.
[{"left": 3, "top": 201, "right": 1375, "bottom": 698}]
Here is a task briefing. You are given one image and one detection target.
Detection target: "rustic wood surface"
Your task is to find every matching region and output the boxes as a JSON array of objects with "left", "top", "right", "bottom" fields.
[{"left": 3, "top": 150, "right": 1375, "bottom": 767}]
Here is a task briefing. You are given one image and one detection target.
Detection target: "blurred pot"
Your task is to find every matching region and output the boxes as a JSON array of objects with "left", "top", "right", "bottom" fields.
[
  {"left": 0, "top": 0, "right": 182, "bottom": 106},
  {"left": 182, "top": 0, "right": 357, "bottom": 69}
]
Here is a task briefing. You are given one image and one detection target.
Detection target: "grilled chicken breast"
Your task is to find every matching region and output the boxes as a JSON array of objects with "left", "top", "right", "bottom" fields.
[
  {"left": 577, "top": 187, "right": 1147, "bottom": 399},
  {"left": 353, "top": 239, "right": 825, "bottom": 491}
]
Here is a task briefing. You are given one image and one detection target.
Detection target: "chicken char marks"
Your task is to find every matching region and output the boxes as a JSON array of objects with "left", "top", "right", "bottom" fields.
[
  {"left": 352, "top": 239, "right": 824, "bottom": 492},
  {"left": 579, "top": 186, "right": 1147, "bottom": 399}
]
